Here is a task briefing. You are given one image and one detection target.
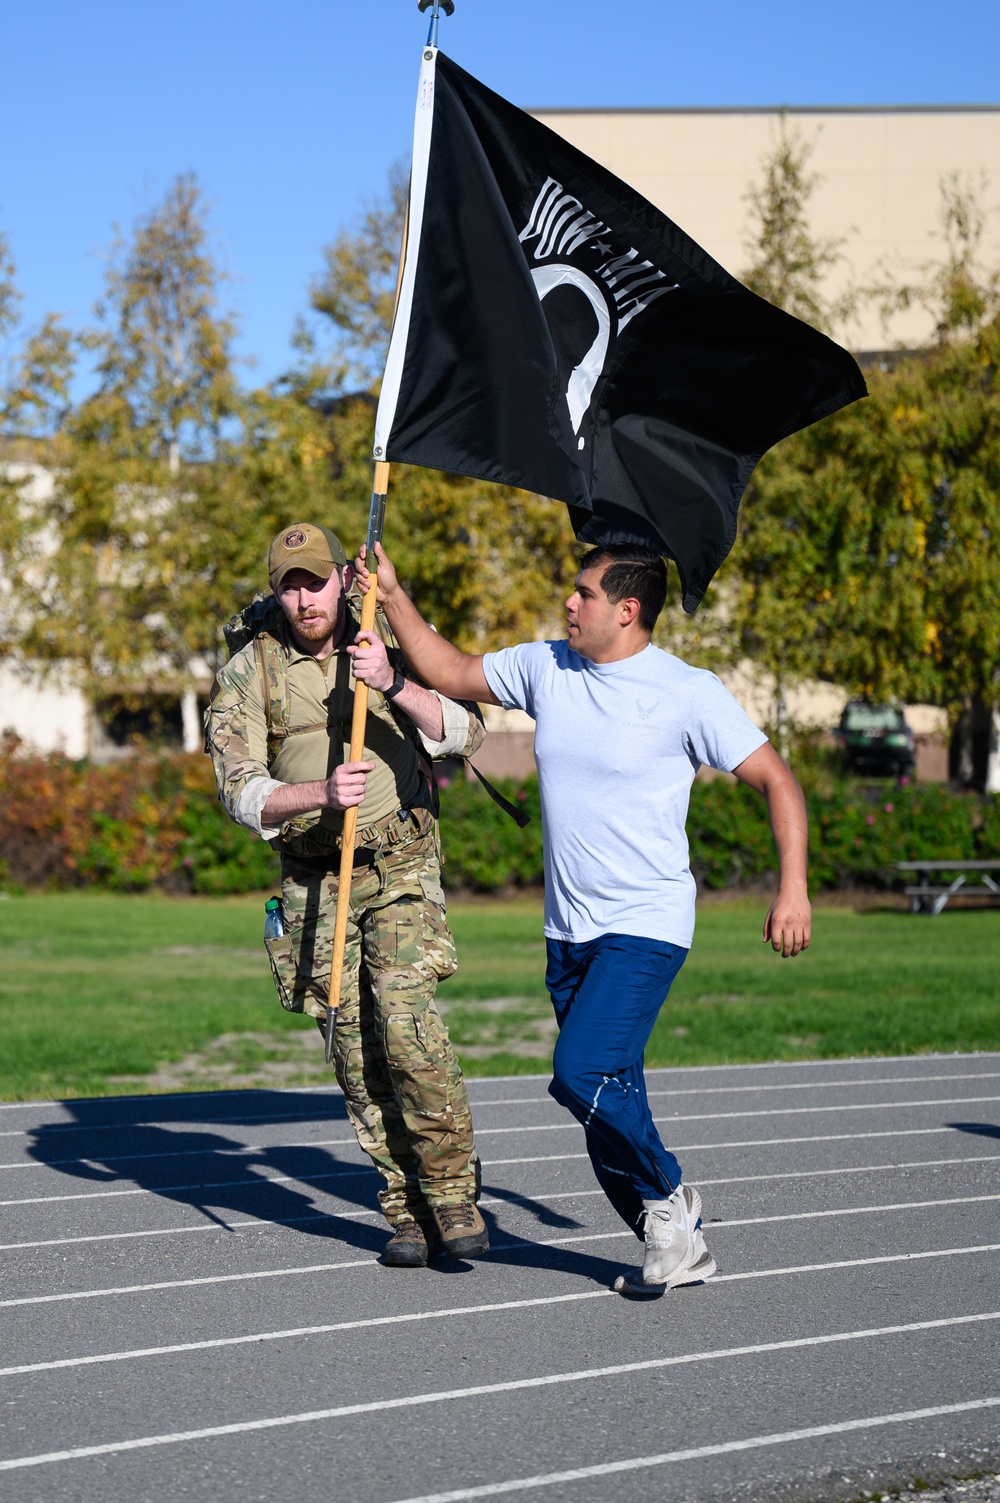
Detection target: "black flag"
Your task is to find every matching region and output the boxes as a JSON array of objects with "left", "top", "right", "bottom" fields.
[{"left": 375, "top": 49, "right": 866, "bottom": 612}]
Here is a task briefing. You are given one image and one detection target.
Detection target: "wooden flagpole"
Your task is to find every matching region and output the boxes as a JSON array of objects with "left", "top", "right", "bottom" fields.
[
  {"left": 324, "top": 464, "right": 389, "bottom": 1062},
  {"left": 323, "top": 0, "right": 453, "bottom": 1064}
]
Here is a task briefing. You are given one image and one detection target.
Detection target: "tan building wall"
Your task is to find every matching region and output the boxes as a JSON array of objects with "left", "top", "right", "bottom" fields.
[
  {"left": 470, "top": 695, "right": 951, "bottom": 786},
  {"left": 529, "top": 106, "right": 1000, "bottom": 351}
]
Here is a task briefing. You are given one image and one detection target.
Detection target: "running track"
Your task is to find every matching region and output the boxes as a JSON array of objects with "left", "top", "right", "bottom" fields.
[{"left": 1, "top": 1054, "right": 999, "bottom": 1502}]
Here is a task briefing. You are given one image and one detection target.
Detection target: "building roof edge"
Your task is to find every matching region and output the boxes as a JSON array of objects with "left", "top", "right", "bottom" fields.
[{"left": 528, "top": 103, "right": 1000, "bottom": 116}]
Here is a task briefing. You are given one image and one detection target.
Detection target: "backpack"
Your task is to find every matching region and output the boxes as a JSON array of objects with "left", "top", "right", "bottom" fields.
[{"left": 222, "top": 591, "right": 529, "bottom": 827}]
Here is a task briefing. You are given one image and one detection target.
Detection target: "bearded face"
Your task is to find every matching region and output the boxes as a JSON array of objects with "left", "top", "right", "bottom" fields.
[{"left": 275, "top": 568, "right": 349, "bottom": 654}]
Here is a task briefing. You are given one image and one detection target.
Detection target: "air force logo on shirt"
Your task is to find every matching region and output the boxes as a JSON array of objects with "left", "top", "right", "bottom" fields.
[{"left": 617, "top": 696, "right": 662, "bottom": 730}]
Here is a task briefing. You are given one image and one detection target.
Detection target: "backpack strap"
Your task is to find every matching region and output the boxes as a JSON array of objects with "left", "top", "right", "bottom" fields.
[
  {"left": 247, "top": 597, "right": 530, "bottom": 828},
  {"left": 253, "top": 632, "right": 291, "bottom": 760},
  {"left": 468, "top": 765, "right": 532, "bottom": 829}
]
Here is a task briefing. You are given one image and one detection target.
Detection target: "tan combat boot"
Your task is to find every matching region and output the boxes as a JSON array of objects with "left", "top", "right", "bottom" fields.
[
  {"left": 383, "top": 1217, "right": 441, "bottom": 1268},
  {"left": 431, "top": 1201, "right": 489, "bottom": 1258}
]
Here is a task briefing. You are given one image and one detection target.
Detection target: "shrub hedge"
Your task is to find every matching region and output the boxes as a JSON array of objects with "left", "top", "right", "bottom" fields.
[
  {"left": 0, "top": 734, "right": 997, "bottom": 896},
  {"left": 0, "top": 734, "right": 277, "bottom": 895}
]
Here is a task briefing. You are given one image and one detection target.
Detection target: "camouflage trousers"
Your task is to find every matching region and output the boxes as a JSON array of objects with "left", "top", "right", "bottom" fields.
[{"left": 264, "top": 805, "right": 478, "bottom": 1226}]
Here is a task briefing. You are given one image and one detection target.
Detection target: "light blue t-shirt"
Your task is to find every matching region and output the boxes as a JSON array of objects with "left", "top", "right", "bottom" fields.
[{"left": 483, "top": 640, "right": 768, "bottom": 948}]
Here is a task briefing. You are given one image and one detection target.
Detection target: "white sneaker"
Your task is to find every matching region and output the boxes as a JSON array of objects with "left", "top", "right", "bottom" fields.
[{"left": 613, "top": 1183, "right": 716, "bottom": 1296}]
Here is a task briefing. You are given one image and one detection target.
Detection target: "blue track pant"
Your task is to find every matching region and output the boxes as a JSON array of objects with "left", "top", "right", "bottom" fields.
[{"left": 546, "top": 933, "right": 688, "bottom": 1239}]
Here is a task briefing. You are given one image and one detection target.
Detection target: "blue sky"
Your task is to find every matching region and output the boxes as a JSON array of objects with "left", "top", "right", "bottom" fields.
[{"left": 2, "top": 0, "right": 998, "bottom": 387}]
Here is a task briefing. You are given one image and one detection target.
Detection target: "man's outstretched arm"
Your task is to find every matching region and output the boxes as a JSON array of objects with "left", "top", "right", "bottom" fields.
[
  {"left": 354, "top": 542, "right": 502, "bottom": 706},
  {"left": 731, "top": 742, "right": 812, "bottom": 958}
]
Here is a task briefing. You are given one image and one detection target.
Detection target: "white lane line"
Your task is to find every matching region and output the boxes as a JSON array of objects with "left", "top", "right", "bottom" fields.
[
  {"left": 467, "top": 1070, "right": 1000, "bottom": 1109},
  {"left": 0, "top": 1053, "right": 993, "bottom": 1113},
  {"left": 2, "top": 1238, "right": 997, "bottom": 1314},
  {"left": 3, "top": 1127, "right": 994, "bottom": 1210},
  {"left": 11, "top": 1123, "right": 973, "bottom": 1190},
  {"left": 709, "top": 1244, "right": 1000, "bottom": 1285},
  {"left": 528, "top": 1193, "right": 1000, "bottom": 1242},
  {"left": 473, "top": 1096, "right": 1000, "bottom": 1133},
  {"left": 5, "top": 1250, "right": 1000, "bottom": 1381},
  {"left": 0, "top": 1087, "right": 277, "bottom": 1113},
  {"left": 5, "top": 1136, "right": 992, "bottom": 1232},
  {"left": 0, "top": 1256, "right": 396, "bottom": 1308},
  {"left": 0, "top": 1208, "right": 373, "bottom": 1252},
  {"left": 0, "top": 1108, "right": 340, "bottom": 1138},
  {"left": 5, "top": 1073, "right": 998, "bottom": 1173},
  {"left": 0, "top": 1149, "right": 373, "bottom": 1176},
  {"left": 387, "top": 1397, "right": 1000, "bottom": 1503},
  {"left": 486, "top": 1153, "right": 1000, "bottom": 1210},
  {"left": 1, "top": 1052, "right": 992, "bottom": 1124},
  {"left": 3, "top": 1070, "right": 996, "bottom": 1152},
  {"left": 485, "top": 1152, "right": 1000, "bottom": 1215},
  {"left": 484, "top": 1197, "right": 1000, "bottom": 1258},
  {"left": 0, "top": 1166, "right": 374, "bottom": 1208},
  {"left": 698, "top": 1152, "right": 1000, "bottom": 1189},
  {"left": 500, "top": 1054, "right": 1000, "bottom": 1074},
  {"left": 0, "top": 1290, "right": 611, "bottom": 1377},
  {"left": 488, "top": 1127, "right": 963, "bottom": 1168},
  {"left": 506, "top": 1152, "right": 1000, "bottom": 1199},
  {"left": 5, "top": 1105, "right": 997, "bottom": 1191},
  {"left": 2, "top": 1078, "right": 997, "bottom": 1152},
  {"left": 487, "top": 1132, "right": 992, "bottom": 1168},
  {"left": 1, "top": 1317, "right": 997, "bottom": 1472}
]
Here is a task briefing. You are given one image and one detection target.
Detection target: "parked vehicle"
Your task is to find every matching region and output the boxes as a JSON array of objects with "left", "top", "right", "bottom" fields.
[{"left": 834, "top": 701, "right": 916, "bottom": 776}]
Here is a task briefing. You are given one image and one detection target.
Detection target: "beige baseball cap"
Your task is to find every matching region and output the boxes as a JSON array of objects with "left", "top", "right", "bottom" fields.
[{"left": 267, "top": 523, "right": 348, "bottom": 590}]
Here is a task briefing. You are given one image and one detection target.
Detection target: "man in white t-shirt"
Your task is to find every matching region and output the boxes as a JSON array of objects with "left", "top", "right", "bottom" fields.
[{"left": 352, "top": 541, "right": 811, "bottom": 1295}]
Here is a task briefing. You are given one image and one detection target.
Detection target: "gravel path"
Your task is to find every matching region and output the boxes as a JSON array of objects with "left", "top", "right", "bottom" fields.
[
  {"left": 896, "top": 1478, "right": 1000, "bottom": 1503},
  {"left": 1, "top": 1052, "right": 998, "bottom": 1502}
]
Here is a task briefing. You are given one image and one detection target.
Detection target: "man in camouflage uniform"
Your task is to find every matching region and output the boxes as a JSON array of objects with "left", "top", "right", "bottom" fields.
[{"left": 205, "top": 522, "right": 489, "bottom": 1266}]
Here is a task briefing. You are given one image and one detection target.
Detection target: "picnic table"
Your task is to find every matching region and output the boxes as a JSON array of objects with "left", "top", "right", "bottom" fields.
[{"left": 895, "top": 858, "right": 1000, "bottom": 914}]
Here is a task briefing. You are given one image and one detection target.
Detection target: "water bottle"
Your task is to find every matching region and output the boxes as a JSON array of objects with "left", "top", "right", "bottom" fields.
[{"left": 263, "top": 897, "right": 284, "bottom": 940}]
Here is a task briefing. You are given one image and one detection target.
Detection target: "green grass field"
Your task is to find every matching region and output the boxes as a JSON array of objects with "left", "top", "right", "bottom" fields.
[{"left": 0, "top": 892, "right": 997, "bottom": 1100}]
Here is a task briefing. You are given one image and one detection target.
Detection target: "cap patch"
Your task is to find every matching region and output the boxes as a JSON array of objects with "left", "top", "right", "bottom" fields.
[{"left": 283, "top": 529, "right": 308, "bottom": 549}]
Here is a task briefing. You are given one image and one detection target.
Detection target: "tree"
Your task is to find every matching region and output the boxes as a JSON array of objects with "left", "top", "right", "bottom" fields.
[
  {"left": 0, "top": 243, "right": 75, "bottom": 668},
  {"left": 2, "top": 315, "right": 77, "bottom": 438},
  {"left": 742, "top": 117, "right": 851, "bottom": 335},
  {"left": 0, "top": 230, "right": 26, "bottom": 664},
  {"left": 728, "top": 172, "right": 1000, "bottom": 786},
  {"left": 8, "top": 176, "right": 255, "bottom": 698},
  {"left": 307, "top": 159, "right": 409, "bottom": 393},
  {"left": 677, "top": 121, "right": 859, "bottom": 750},
  {"left": 94, "top": 172, "right": 240, "bottom": 473},
  {"left": 0, "top": 230, "right": 20, "bottom": 348}
]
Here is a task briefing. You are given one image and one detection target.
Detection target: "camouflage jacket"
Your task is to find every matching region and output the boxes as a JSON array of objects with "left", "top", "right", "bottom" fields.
[{"left": 204, "top": 596, "right": 484, "bottom": 846}]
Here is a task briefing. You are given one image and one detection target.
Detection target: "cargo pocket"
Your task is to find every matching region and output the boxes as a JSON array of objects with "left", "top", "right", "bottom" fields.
[
  {"left": 264, "top": 934, "right": 299, "bottom": 1013},
  {"left": 418, "top": 876, "right": 458, "bottom": 981},
  {"left": 382, "top": 1010, "right": 450, "bottom": 1118}
]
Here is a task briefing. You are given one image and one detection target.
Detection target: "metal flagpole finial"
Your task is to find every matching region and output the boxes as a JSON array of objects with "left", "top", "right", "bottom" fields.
[{"left": 418, "top": 0, "right": 454, "bottom": 48}]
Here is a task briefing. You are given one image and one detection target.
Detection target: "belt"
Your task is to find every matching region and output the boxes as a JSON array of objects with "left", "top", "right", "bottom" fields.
[
  {"left": 279, "top": 800, "right": 433, "bottom": 868},
  {"left": 351, "top": 803, "right": 431, "bottom": 854}
]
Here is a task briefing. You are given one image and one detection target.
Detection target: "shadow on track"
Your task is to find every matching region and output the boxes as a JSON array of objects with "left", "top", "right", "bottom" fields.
[
  {"left": 26, "top": 1090, "right": 386, "bottom": 1252},
  {"left": 24, "top": 1092, "right": 626, "bottom": 1278},
  {"left": 483, "top": 1182, "right": 584, "bottom": 1231},
  {"left": 485, "top": 1230, "right": 631, "bottom": 1287}
]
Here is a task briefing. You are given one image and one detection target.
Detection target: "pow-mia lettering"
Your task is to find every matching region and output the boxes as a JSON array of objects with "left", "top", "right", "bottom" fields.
[{"left": 516, "top": 175, "right": 680, "bottom": 455}]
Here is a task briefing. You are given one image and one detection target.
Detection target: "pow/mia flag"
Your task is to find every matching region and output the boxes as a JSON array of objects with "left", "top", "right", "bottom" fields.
[{"left": 374, "top": 49, "right": 867, "bottom": 612}]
